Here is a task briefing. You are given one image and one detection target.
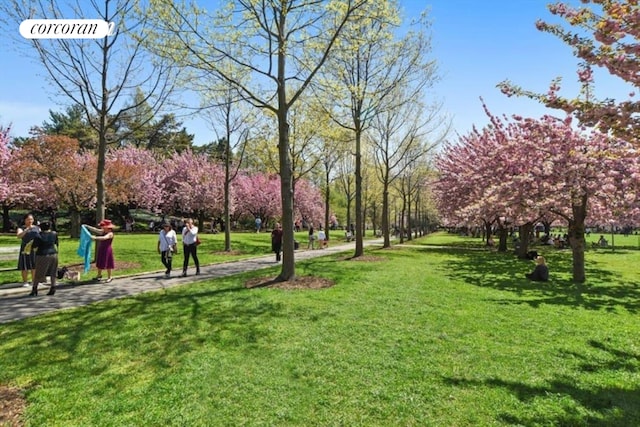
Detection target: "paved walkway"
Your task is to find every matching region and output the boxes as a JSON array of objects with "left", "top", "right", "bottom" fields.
[{"left": 0, "top": 240, "right": 382, "bottom": 324}]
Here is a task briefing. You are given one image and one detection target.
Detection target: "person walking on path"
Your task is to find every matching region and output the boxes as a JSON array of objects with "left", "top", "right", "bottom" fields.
[
  {"left": 29, "top": 221, "right": 59, "bottom": 296},
  {"left": 271, "top": 222, "right": 283, "bottom": 262},
  {"left": 84, "top": 219, "right": 116, "bottom": 283},
  {"left": 307, "top": 224, "right": 315, "bottom": 250},
  {"left": 16, "top": 213, "right": 40, "bottom": 288},
  {"left": 181, "top": 218, "right": 200, "bottom": 277},
  {"left": 158, "top": 221, "right": 178, "bottom": 278},
  {"left": 318, "top": 228, "right": 327, "bottom": 249}
]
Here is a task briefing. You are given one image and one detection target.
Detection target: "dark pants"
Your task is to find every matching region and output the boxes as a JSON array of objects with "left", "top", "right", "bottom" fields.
[
  {"left": 161, "top": 251, "right": 173, "bottom": 273},
  {"left": 273, "top": 242, "right": 282, "bottom": 261},
  {"left": 33, "top": 254, "right": 58, "bottom": 290},
  {"left": 182, "top": 244, "right": 200, "bottom": 273}
]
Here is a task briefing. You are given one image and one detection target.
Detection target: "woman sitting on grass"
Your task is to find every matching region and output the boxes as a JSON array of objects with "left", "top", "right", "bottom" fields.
[{"left": 525, "top": 256, "right": 549, "bottom": 282}]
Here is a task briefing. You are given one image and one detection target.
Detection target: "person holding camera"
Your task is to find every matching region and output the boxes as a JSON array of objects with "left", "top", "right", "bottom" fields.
[
  {"left": 158, "top": 221, "right": 178, "bottom": 278},
  {"left": 16, "top": 213, "right": 41, "bottom": 287},
  {"left": 181, "top": 218, "right": 200, "bottom": 277}
]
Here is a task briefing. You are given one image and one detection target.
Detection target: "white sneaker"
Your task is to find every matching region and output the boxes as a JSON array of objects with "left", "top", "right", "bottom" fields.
[{"left": 23, "top": 283, "right": 31, "bottom": 288}]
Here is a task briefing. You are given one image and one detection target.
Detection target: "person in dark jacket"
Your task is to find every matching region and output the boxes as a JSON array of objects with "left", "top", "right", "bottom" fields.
[
  {"left": 271, "top": 223, "right": 283, "bottom": 262},
  {"left": 29, "top": 221, "right": 59, "bottom": 296},
  {"left": 525, "top": 255, "right": 549, "bottom": 282}
]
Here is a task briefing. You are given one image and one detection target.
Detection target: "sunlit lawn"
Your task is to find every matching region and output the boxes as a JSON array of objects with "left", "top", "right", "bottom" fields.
[{"left": 0, "top": 231, "right": 638, "bottom": 426}]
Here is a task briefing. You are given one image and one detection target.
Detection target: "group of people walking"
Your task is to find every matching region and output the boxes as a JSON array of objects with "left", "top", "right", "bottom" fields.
[
  {"left": 157, "top": 218, "right": 201, "bottom": 278},
  {"left": 16, "top": 213, "right": 59, "bottom": 296},
  {"left": 16, "top": 214, "right": 202, "bottom": 296}
]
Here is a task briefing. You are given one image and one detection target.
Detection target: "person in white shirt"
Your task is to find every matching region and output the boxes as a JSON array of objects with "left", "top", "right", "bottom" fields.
[
  {"left": 181, "top": 218, "right": 200, "bottom": 276},
  {"left": 158, "top": 221, "right": 178, "bottom": 278},
  {"left": 318, "top": 228, "right": 327, "bottom": 249}
]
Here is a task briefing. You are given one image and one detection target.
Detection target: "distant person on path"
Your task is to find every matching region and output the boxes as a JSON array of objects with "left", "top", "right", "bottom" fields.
[
  {"left": 307, "top": 224, "right": 315, "bottom": 250},
  {"left": 271, "top": 222, "right": 283, "bottom": 262},
  {"left": 318, "top": 228, "right": 327, "bottom": 249},
  {"left": 158, "top": 221, "right": 178, "bottom": 278},
  {"left": 255, "top": 216, "right": 262, "bottom": 233},
  {"left": 181, "top": 218, "right": 200, "bottom": 276},
  {"left": 125, "top": 217, "right": 134, "bottom": 232},
  {"left": 525, "top": 256, "right": 549, "bottom": 282},
  {"left": 16, "top": 213, "right": 40, "bottom": 288},
  {"left": 84, "top": 219, "right": 116, "bottom": 283},
  {"left": 29, "top": 221, "right": 59, "bottom": 297}
]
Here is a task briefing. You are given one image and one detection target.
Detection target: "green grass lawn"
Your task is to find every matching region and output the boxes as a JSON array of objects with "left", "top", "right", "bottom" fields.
[{"left": 0, "top": 232, "right": 638, "bottom": 425}]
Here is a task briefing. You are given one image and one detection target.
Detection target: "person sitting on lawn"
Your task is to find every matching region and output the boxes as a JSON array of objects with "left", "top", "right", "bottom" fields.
[
  {"left": 597, "top": 235, "right": 608, "bottom": 247},
  {"left": 525, "top": 256, "right": 549, "bottom": 282}
]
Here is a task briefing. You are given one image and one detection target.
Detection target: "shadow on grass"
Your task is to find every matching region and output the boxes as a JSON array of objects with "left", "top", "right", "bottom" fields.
[
  {"left": 412, "top": 246, "right": 640, "bottom": 313},
  {"left": 0, "top": 282, "right": 285, "bottom": 383},
  {"left": 442, "top": 339, "right": 640, "bottom": 426}
]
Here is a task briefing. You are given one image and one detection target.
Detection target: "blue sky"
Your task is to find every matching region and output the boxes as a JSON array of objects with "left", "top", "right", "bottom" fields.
[{"left": 0, "top": 1, "right": 632, "bottom": 145}]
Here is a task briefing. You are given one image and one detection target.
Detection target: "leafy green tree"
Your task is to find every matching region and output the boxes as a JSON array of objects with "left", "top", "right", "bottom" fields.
[
  {"left": 368, "top": 86, "right": 444, "bottom": 248},
  {"left": 319, "top": 1, "right": 438, "bottom": 256},
  {"left": 144, "top": 0, "right": 370, "bottom": 281},
  {"left": 117, "top": 89, "right": 194, "bottom": 154},
  {"left": 39, "top": 105, "right": 98, "bottom": 150}
]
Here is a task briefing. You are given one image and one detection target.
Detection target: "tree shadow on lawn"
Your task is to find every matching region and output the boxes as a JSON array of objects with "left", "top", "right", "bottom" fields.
[
  {"left": 441, "top": 339, "right": 640, "bottom": 426},
  {"left": 1, "top": 283, "right": 285, "bottom": 381},
  {"left": 416, "top": 247, "right": 640, "bottom": 313}
]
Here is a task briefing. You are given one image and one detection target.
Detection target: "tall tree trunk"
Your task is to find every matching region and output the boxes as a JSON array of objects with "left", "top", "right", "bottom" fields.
[
  {"left": 483, "top": 220, "right": 492, "bottom": 243},
  {"left": 354, "top": 128, "right": 363, "bottom": 257},
  {"left": 382, "top": 187, "right": 390, "bottom": 248},
  {"left": 345, "top": 194, "right": 352, "bottom": 233},
  {"left": 197, "top": 211, "right": 206, "bottom": 233},
  {"left": 517, "top": 222, "right": 533, "bottom": 259},
  {"left": 69, "top": 208, "right": 81, "bottom": 239},
  {"left": 277, "top": 118, "right": 295, "bottom": 281},
  {"left": 406, "top": 189, "right": 412, "bottom": 241},
  {"left": 324, "top": 167, "right": 330, "bottom": 241},
  {"left": 414, "top": 193, "right": 419, "bottom": 239},
  {"left": 568, "top": 199, "right": 587, "bottom": 283},
  {"left": 95, "top": 34, "right": 109, "bottom": 225},
  {"left": 224, "top": 139, "right": 231, "bottom": 251},
  {"left": 399, "top": 193, "right": 407, "bottom": 244},
  {"left": 370, "top": 202, "right": 378, "bottom": 238},
  {"left": 498, "top": 224, "right": 508, "bottom": 252},
  {"left": 96, "top": 126, "right": 107, "bottom": 224}
]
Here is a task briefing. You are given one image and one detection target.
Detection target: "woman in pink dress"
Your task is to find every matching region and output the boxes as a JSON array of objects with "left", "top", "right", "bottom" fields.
[{"left": 84, "top": 219, "right": 116, "bottom": 283}]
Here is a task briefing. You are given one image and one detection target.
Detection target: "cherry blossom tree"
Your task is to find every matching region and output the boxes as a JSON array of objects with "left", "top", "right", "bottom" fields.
[
  {"left": 436, "top": 105, "right": 640, "bottom": 283},
  {"left": 0, "top": 126, "right": 24, "bottom": 231},
  {"left": 0, "top": 127, "right": 11, "bottom": 201},
  {"left": 435, "top": 123, "right": 514, "bottom": 251},
  {"left": 233, "top": 172, "right": 282, "bottom": 228},
  {"left": 14, "top": 134, "right": 96, "bottom": 237},
  {"left": 498, "top": 1, "right": 640, "bottom": 145},
  {"left": 293, "top": 179, "right": 325, "bottom": 231},
  {"left": 106, "top": 147, "right": 165, "bottom": 217},
  {"left": 160, "top": 151, "right": 226, "bottom": 227}
]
